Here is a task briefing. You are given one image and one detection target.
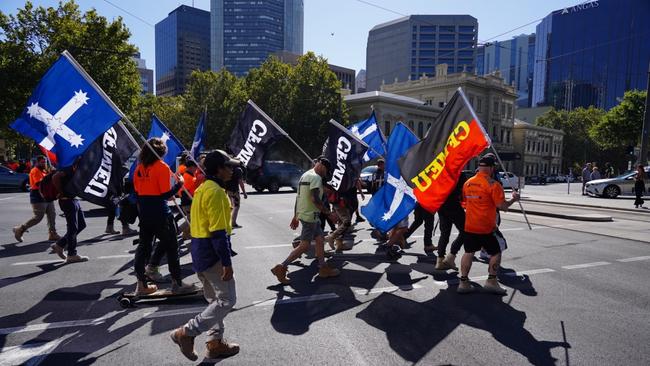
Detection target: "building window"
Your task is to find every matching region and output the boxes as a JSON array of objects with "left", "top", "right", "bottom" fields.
[
  {"left": 477, "top": 98, "right": 482, "bottom": 113},
  {"left": 469, "top": 96, "right": 474, "bottom": 107},
  {"left": 418, "top": 122, "right": 424, "bottom": 138},
  {"left": 385, "top": 121, "right": 391, "bottom": 136},
  {"left": 408, "top": 120, "right": 414, "bottom": 130},
  {"left": 506, "top": 131, "right": 511, "bottom": 144},
  {"left": 438, "top": 101, "right": 445, "bottom": 108}
]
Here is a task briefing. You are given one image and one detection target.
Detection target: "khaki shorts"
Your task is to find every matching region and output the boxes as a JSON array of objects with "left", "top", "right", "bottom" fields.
[{"left": 299, "top": 220, "right": 323, "bottom": 241}]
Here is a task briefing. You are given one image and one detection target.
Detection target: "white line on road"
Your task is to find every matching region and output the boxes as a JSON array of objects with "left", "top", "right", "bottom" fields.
[
  {"left": 0, "top": 196, "right": 17, "bottom": 201},
  {"left": 503, "top": 268, "right": 556, "bottom": 276},
  {"left": 616, "top": 256, "right": 650, "bottom": 262},
  {"left": 245, "top": 244, "right": 293, "bottom": 249},
  {"left": 0, "top": 338, "right": 65, "bottom": 366},
  {"left": 0, "top": 312, "right": 121, "bottom": 335},
  {"left": 144, "top": 306, "right": 206, "bottom": 319},
  {"left": 96, "top": 254, "right": 133, "bottom": 259},
  {"left": 562, "top": 261, "right": 611, "bottom": 270},
  {"left": 253, "top": 293, "right": 339, "bottom": 307},
  {"left": 354, "top": 284, "right": 422, "bottom": 295},
  {"left": 11, "top": 259, "right": 62, "bottom": 266}
]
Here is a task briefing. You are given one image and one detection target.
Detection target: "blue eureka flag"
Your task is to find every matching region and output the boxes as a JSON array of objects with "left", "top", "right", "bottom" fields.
[
  {"left": 10, "top": 52, "right": 121, "bottom": 168},
  {"left": 361, "top": 123, "right": 419, "bottom": 233},
  {"left": 348, "top": 112, "right": 386, "bottom": 162},
  {"left": 189, "top": 112, "right": 206, "bottom": 160},
  {"left": 147, "top": 115, "right": 184, "bottom": 172}
]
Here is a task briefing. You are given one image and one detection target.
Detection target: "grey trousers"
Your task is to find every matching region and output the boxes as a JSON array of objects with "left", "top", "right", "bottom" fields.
[
  {"left": 24, "top": 202, "right": 56, "bottom": 233},
  {"left": 184, "top": 262, "right": 237, "bottom": 341}
]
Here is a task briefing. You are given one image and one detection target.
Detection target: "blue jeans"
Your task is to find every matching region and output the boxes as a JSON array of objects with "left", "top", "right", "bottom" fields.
[{"left": 57, "top": 199, "right": 86, "bottom": 256}]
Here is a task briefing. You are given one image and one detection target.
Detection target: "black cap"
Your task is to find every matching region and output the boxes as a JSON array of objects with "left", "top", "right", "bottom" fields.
[
  {"left": 204, "top": 150, "right": 240, "bottom": 174},
  {"left": 315, "top": 155, "right": 332, "bottom": 173},
  {"left": 478, "top": 153, "right": 496, "bottom": 167}
]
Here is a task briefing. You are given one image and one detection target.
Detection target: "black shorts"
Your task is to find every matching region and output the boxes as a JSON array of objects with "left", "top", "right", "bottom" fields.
[{"left": 463, "top": 232, "right": 501, "bottom": 255}]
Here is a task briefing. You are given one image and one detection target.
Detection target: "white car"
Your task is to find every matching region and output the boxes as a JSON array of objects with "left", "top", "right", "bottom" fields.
[
  {"left": 585, "top": 167, "right": 650, "bottom": 198},
  {"left": 498, "top": 172, "right": 524, "bottom": 190}
]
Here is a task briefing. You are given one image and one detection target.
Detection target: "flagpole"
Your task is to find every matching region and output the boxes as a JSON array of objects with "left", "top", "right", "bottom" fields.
[
  {"left": 247, "top": 99, "right": 313, "bottom": 162},
  {"left": 62, "top": 51, "right": 190, "bottom": 223},
  {"left": 457, "top": 87, "right": 532, "bottom": 230},
  {"left": 329, "top": 118, "right": 385, "bottom": 159}
]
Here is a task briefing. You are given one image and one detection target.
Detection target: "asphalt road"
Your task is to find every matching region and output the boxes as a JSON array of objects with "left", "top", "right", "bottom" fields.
[{"left": 0, "top": 188, "right": 649, "bottom": 366}]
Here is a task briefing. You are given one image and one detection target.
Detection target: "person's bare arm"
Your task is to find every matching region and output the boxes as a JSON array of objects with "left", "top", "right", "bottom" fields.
[
  {"left": 239, "top": 178, "right": 247, "bottom": 198},
  {"left": 496, "top": 191, "right": 520, "bottom": 211},
  {"left": 311, "top": 188, "right": 337, "bottom": 222}
]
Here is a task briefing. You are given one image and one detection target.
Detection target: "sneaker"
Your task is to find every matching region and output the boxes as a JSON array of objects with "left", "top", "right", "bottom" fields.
[
  {"left": 65, "top": 254, "right": 89, "bottom": 264},
  {"left": 271, "top": 264, "right": 290, "bottom": 284},
  {"left": 171, "top": 281, "right": 197, "bottom": 294},
  {"left": 318, "top": 264, "right": 340, "bottom": 278},
  {"left": 13, "top": 226, "right": 25, "bottom": 243},
  {"left": 121, "top": 226, "right": 137, "bottom": 236},
  {"left": 205, "top": 339, "right": 240, "bottom": 359},
  {"left": 232, "top": 224, "right": 242, "bottom": 229},
  {"left": 145, "top": 265, "right": 164, "bottom": 282},
  {"left": 48, "top": 231, "right": 61, "bottom": 241},
  {"left": 135, "top": 282, "right": 158, "bottom": 296},
  {"left": 440, "top": 254, "right": 458, "bottom": 270},
  {"left": 457, "top": 280, "right": 474, "bottom": 294},
  {"left": 423, "top": 245, "right": 436, "bottom": 255},
  {"left": 50, "top": 243, "right": 66, "bottom": 260},
  {"left": 484, "top": 279, "right": 507, "bottom": 295},
  {"left": 104, "top": 224, "right": 119, "bottom": 235},
  {"left": 170, "top": 327, "right": 198, "bottom": 361},
  {"left": 324, "top": 235, "right": 335, "bottom": 250}
]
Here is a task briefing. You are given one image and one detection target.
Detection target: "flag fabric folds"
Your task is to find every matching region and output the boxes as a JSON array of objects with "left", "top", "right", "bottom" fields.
[
  {"left": 10, "top": 52, "right": 121, "bottom": 168},
  {"left": 361, "top": 123, "right": 419, "bottom": 233},
  {"left": 189, "top": 112, "right": 206, "bottom": 160},
  {"left": 348, "top": 112, "right": 386, "bottom": 162},
  {"left": 323, "top": 120, "right": 368, "bottom": 192},
  {"left": 147, "top": 115, "right": 185, "bottom": 172},
  {"left": 398, "top": 88, "right": 490, "bottom": 213},
  {"left": 228, "top": 100, "right": 285, "bottom": 169},
  {"left": 65, "top": 122, "right": 139, "bottom": 206}
]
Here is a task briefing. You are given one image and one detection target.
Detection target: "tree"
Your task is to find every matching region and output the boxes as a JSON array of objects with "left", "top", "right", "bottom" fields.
[
  {"left": 590, "top": 90, "right": 647, "bottom": 150},
  {"left": 0, "top": 0, "right": 141, "bottom": 156}
]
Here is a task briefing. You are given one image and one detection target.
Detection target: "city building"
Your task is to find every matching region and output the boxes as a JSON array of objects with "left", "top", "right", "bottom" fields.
[
  {"left": 365, "top": 15, "right": 478, "bottom": 92},
  {"left": 513, "top": 119, "right": 564, "bottom": 177},
  {"left": 131, "top": 52, "right": 154, "bottom": 95},
  {"left": 155, "top": 5, "right": 210, "bottom": 96},
  {"left": 356, "top": 69, "right": 367, "bottom": 93},
  {"left": 381, "top": 64, "right": 518, "bottom": 171},
  {"left": 515, "top": 106, "right": 552, "bottom": 124},
  {"left": 344, "top": 91, "right": 440, "bottom": 139},
  {"left": 211, "top": 0, "right": 303, "bottom": 77},
  {"left": 477, "top": 34, "right": 535, "bottom": 107},
  {"left": 272, "top": 51, "right": 355, "bottom": 93},
  {"left": 532, "top": 0, "right": 650, "bottom": 110}
]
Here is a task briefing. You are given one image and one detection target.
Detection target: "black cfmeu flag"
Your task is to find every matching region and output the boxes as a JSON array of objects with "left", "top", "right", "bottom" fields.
[
  {"left": 66, "top": 122, "right": 139, "bottom": 207},
  {"left": 228, "top": 100, "right": 285, "bottom": 169},
  {"left": 323, "top": 119, "right": 368, "bottom": 192}
]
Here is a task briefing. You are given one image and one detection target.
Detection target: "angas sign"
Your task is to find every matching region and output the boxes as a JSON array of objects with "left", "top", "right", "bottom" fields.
[{"left": 560, "top": 0, "right": 599, "bottom": 15}]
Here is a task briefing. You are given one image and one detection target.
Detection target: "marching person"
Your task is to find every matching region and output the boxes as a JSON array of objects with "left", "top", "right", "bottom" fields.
[
  {"left": 225, "top": 163, "right": 247, "bottom": 228},
  {"left": 132, "top": 138, "right": 194, "bottom": 295},
  {"left": 178, "top": 160, "right": 198, "bottom": 239},
  {"left": 271, "top": 157, "right": 340, "bottom": 284},
  {"left": 50, "top": 160, "right": 88, "bottom": 263},
  {"left": 435, "top": 172, "right": 468, "bottom": 270},
  {"left": 170, "top": 150, "right": 240, "bottom": 361},
  {"left": 458, "top": 153, "right": 519, "bottom": 295},
  {"left": 13, "top": 156, "right": 60, "bottom": 243},
  {"left": 404, "top": 203, "right": 436, "bottom": 255},
  {"left": 324, "top": 184, "right": 353, "bottom": 253},
  {"left": 634, "top": 164, "right": 646, "bottom": 209}
]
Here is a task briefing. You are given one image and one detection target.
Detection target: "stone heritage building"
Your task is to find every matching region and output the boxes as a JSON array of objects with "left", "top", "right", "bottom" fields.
[{"left": 513, "top": 119, "right": 564, "bottom": 177}]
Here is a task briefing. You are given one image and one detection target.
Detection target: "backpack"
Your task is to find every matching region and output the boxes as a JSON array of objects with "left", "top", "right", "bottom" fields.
[{"left": 39, "top": 173, "right": 59, "bottom": 202}]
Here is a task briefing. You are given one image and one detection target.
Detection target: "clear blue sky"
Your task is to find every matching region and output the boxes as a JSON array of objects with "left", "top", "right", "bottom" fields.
[{"left": 2, "top": 0, "right": 579, "bottom": 75}]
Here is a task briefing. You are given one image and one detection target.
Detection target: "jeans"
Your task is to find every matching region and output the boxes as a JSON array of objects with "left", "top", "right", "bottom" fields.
[
  {"left": 406, "top": 205, "right": 435, "bottom": 246},
  {"left": 184, "top": 261, "right": 237, "bottom": 341},
  {"left": 437, "top": 204, "right": 465, "bottom": 258},
  {"left": 135, "top": 214, "right": 181, "bottom": 283},
  {"left": 57, "top": 199, "right": 86, "bottom": 256},
  {"left": 23, "top": 201, "right": 57, "bottom": 233}
]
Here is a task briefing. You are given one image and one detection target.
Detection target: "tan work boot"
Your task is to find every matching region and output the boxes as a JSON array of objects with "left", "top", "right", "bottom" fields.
[
  {"left": 457, "top": 279, "right": 474, "bottom": 294},
  {"left": 65, "top": 254, "right": 89, "bottom": 264},
  {"left": 441, "top": 254, "right": 458, "bottom": 270},
  {"left": 13, "top": 225, "right": 26, "bottom": 243},
  {"left": 50, "top": 243, "right": 66, "bottom": 260},
  {"left": 484, "top": 278, "right": 507, "bottom": 295},
  {"left": 434, "top": 257, "right": 445, "bottom": 270},
  {"left": 318, "top": 264, "right": 340, "bottom": 278},
  {"left": 324, "top": 235, "right": 335, "bottom": 250},
  {"left": 205, "top": 339, "right": 240, "bottom": 359},
  {"left": 170, "top": 327, "right": 198, "bottom": 361},
  {"left": 335, "top": 238, "right": 345, "bottom": 253},
  {"left": 48, "top": 231, "right": 61, "bottom": 241},
  {"left": 271, "top": 264, "right": 290, "bottom": 284}
]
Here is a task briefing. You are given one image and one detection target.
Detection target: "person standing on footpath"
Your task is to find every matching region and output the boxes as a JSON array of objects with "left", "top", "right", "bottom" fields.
[
  {"left": 170, "top": 150, "right": 240, "bottom": 361},
  {"left": 590, "top": 166, "right": 601, "bottom": 181},
  {"left": 634, "top": 165, "right": 646, "bottom": 209},
  {"left": 458, "top": 154, "right": 519, "bottom": 295},
  {"left": 581, "top": 163, "right": 592, "bottom": 195},
  {"left": 271, "top": 157, "right": 340, "bottom": 284},
  {"left": 13, "top": 156, "right": 60, "bottom": 243}
]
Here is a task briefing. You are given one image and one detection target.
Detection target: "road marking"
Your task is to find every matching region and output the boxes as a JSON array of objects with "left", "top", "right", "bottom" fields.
[
  {"left": 144, "top": 306, "right": 206, "bottom": 319},
  {"left": 245, "top": 244, "right": 293, "bottom": 249},
  {"left": 0, "top": 338, "right": 65, "bottom": 366},
  {"left": 253, "top": 293, "right": 339, "bottom": 307},
  {"left": 0, "top": 312, "right": 121, "bottom": 335},
  {"left": 562, "top": 261, "right": 611, "bottom": 270},
  {"left": 503, "top": 268, "right": 555, "bottom": 276},
  {"left": 96, "top": 254, "right": 133, "bottom": 259},
  {"left": 616, "top": 256, "right": 650, "bottom": 262},
  {"left": 354, "top": 284, "right": 422, "bottom": 295},
  {"left": 0, "top": 196, "right": 17, "bottom": 201},
  {"left": 11, "top": 259, "right": 62, "bottom": 266}
]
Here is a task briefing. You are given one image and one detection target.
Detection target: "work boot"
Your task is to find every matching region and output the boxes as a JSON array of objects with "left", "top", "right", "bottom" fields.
[
  {"left": 170, "top": 327, "right": 198, "bottom": 361},
  {"left": 484, "top": 278, "right": 507, "bottom": 295},
  {"left": 271, "top": 264, "right": 290, "bottom": 284},
  {"left": 457, "top": 279, "right": 474, "bottom": 294},
  {"left": 48, "top": 231, "right": 61, "bottom": 241},
  {"left": 324, "top": 235, "right": 336, "bottom": 250},
  {"left": 318, "top": 264, "right": 341, "bottom": 278},
  {"left": 13, "top": 225, "right": 26, "bottom": 243},
  {"left": 50, "top": 243, "right": 66, "bottom": 260},
  {"left": 135, "top": 281, "right": 158, "bottom": 296},
  {"left": 423, "top": 245, "right": 436, "bottom": 255},
  {"left": 441, "top": 254, "right": 457, "bottom": 270},
  {"left": 205, "top": 339, "right": 240, "bottom": 359},
  {"left": 65, "top": 254, "right": 89, "bottom": 264},
  {"left": 104, "top": 223, "right": 119, "bottom": 235},
  {"left": 335, "top": 238, "right": 345, "bottom": 253},
  {"left": 121, "top": 224, "right": 137, "bottom": 236},
  {"left": 172, "top": 280, "right": 197, "bottom": 294},
  {"left": 434, "top": 256, "right": 445, "bottom": 270},
  {"left": 145, "top": 265, "right": 164, "bottom": 282}
]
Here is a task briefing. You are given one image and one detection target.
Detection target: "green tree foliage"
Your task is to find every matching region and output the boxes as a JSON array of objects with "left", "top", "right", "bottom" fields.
[
  {"left": 0, "top": 0, "right": 140, "bottom": 154},
  {"left": 590, "top": 90, "right": 647, "bottom": 150}
]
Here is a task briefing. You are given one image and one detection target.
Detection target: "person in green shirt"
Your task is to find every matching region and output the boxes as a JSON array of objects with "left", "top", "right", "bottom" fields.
[{"left": 271, "top": 156, "right": 340, "bottom": 284}]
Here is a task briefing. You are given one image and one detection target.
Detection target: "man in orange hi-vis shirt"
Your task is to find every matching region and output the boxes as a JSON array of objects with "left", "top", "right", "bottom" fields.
[
  {"left": 458, "top": 153, "right": 519, "bottom": 295},
  {"left": 13, "top": 156, "right": 60, "bottom": 242}
]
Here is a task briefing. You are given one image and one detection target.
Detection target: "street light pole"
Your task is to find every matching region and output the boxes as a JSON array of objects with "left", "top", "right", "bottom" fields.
[{"left": 639, "top": 61, "right": 650, "bottom": 166}]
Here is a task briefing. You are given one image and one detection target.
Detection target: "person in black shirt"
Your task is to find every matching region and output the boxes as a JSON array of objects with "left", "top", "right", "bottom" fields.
[
  {"left": 435, "top": 172, "right": 468, "bottom": 270},
  {"left": 50, "top": 162, "right": 88, "bottom": 264},
  {"left": 225, "top": 164, "right": 247, "bottom": 228}
]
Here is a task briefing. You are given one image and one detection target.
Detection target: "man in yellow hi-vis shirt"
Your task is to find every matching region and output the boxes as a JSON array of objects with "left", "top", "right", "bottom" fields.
[{"left": 170, "top": 150, "right": 240, "bottom": 361}]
